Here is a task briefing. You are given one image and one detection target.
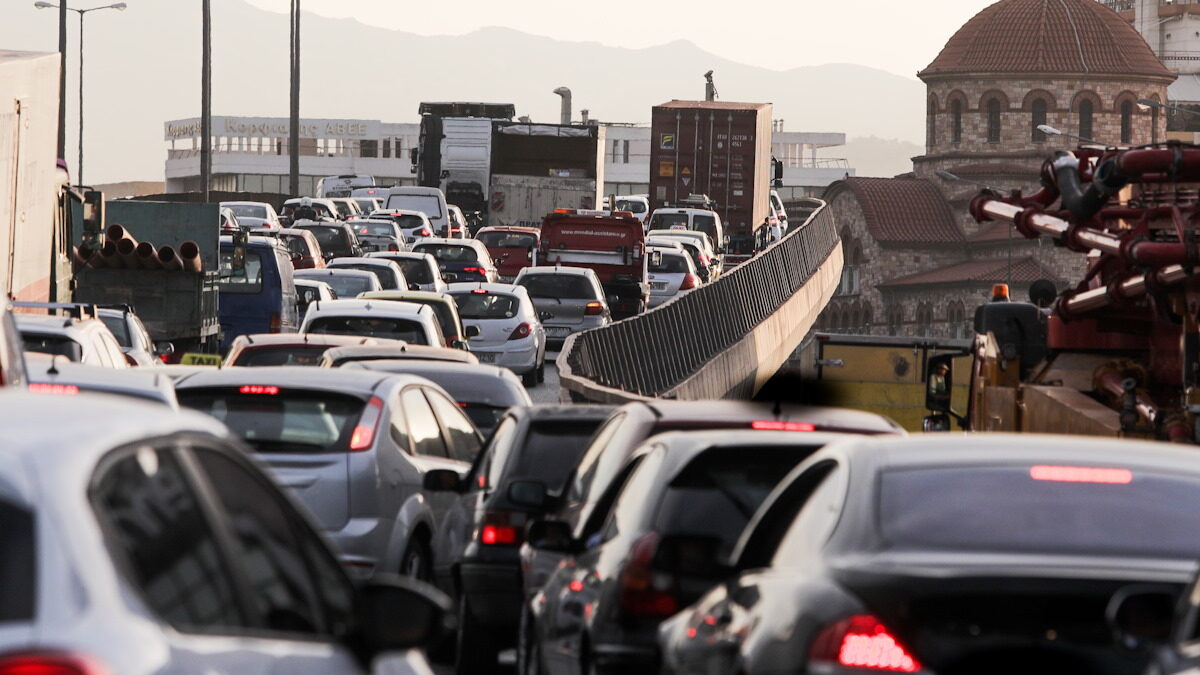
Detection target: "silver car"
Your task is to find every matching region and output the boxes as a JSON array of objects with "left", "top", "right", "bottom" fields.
[
  {"left": 327, "top": 257, "right": 410, "bottom": 291},
  {"left": 367, "top": 251, "right": 448, "bottom": 293},
  {"left": 176, "top": 367, "right": 484, "bottom": 582},
  {"left": 647, "top": 245, "right": 702, "bottom": 308},
  {"left": 448, "top": 283, "right": 546, "bottom": 385},
  {"left": 514, "top": 266, "right": 611, "bottom": 352},
  {"left": 295, "top": 267, "right": 384, "bottom": 298},
  {"left": 0, "top": 391, "right": 447, "bottom": 674},
  {"left": 97, "top": 307, "right": 173, "bottom": 366}
]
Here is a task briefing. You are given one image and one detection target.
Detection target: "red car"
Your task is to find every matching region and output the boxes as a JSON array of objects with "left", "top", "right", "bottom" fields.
[
  {"left": 278, "top": 228, "right": 326, "bottom": 269},
  {"left": 476, "top": 226, "right": 540, "bottom": 282}
]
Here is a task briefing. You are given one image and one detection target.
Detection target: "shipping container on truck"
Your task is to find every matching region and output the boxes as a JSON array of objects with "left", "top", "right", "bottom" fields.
[
  {"left": 414, "top": 102, "right": 516, "bottom": 222},
  {"left": 648, "top": 100, "right": 772, "bottom": 257},
  {"left": 486, "top": 121, "right": 604, "bottom": 229}
]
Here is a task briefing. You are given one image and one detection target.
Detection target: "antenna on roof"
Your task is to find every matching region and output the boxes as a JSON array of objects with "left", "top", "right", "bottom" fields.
[{"left": 48, "top": 354, "right": 60, "bottom": 376}]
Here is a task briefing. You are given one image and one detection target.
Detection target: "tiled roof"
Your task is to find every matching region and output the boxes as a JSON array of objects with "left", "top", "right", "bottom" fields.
[
  {"left": 919, "top": 0, "right": 1173, "bottom": 80},
  {"left": 836, "top": 178, "right": 964, "bottom": 246},
  {"left": 880, "top": 256, "right": 1060, "bottom": 288}
]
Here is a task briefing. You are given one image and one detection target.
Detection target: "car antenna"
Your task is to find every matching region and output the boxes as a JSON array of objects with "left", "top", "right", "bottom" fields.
[
  {"left": 246, "top": 334, "right": 255, "bottom": 344},
  {"left": 773, "top": 397, "right": 782, "bottom": 419},
  {"left": 47, "top": 354, "right": 60, "bottom": 376}
]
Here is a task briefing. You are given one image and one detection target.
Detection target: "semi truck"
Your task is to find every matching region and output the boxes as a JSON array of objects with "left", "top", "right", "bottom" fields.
[
  {"left": 538, "top": 209, "right": 649, "bottom": 319},
  {"left": 413, "top": 102, "right": 517, "bottom": 222},
  {"left": 648, "top": 100, "right": 773, "bottom": 258}
]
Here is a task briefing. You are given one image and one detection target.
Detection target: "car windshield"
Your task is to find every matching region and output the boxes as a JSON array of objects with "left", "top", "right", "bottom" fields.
[
  {"left": 307, "top": 316, "right": 429, "bottom": 344},
  {"left": 99, "top": 315, "right": 132, "bottom": 348},
  {"left": 693, "top": 214, "right": 718, "bottom": 238},
  {"left": 394, "top": 259, "right": 434, "bottom": 284},
  {"left": 388, "top": 195, "right": 443, "bottom": 218},
  {"left": 879, "top": 465, "right": 1200, "bottom": 559},
  {"left": 354, "top": 199, "right": 376, "bottom": 213},
  {"left": 232, "top": 345, "right": 330, "bottom": 367},
  {"left": 356, "top": 223, "right": 396, "bottom": 238},
  {"left": 301, "top": 273, "right": 372, "bottom": 298},
  {"left": 451, "top": 292, "right": 520, "bottom": 320},
  {"left": 302, "top": 226, "right": 349, "bottom": 251},
  {"left": 333, "top": 202, "right": 355, "bottom": 218},
  {"left": 218, "top": 251, "right": 265, "bottom": 294},
  {"left": 22, "top": 333, "right": 83, "bottom": 361},
  {"left": 415, "top": 244, "right": 477, "bottom": 263},
  {"left": 517, "top": 274, "right": 597, "bottom": 300},
  {"left": 650, "top": 253, "right": 691, "bottom": 274},
  {"left": 178, "top": 389, "right": 364, "bottom": 453},
  {"left": 616, "top": 200, "right": 647, "bottom": 214},
  {"left": 478, "top": 232, "right": 536, "bottom": 249},
  {"left": 394, "top": 215, "right": 426, "bottom": 230},
  {"left": 508, "top": 421, "right": 604, "bottom": 491},
  {"left": 228, "top": 204, "right": 268, "bottom": 219},
  {"left": 282, "top": 235, "right": 311, "bottom": 258},
  {"left": 0, "top": 497, "right": 34, "bottom": 622},
  {"left": 650, "top": 213, "right": 689, "bottom": 229},
  {"left": 462, "top": 404, "right": 508, "bottom": 434},
  {"left": 332, "top": 264, "right": 397, "bottom": 290}
]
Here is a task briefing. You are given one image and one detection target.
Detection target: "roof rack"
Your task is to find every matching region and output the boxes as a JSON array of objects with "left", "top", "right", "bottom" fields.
[{"left": 12, "top": 301, "right": 100, "bottom": 321}]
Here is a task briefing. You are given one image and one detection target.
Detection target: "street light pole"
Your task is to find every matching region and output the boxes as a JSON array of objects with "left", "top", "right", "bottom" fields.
[
  {"left": 58, "top": 2, "right": 66, "bottom": 160},
  {"left": 201, "top": 0, "right": 211, "bottom": 201},
  {"left": 289, "top": 0, "right": 300, "bottom": 196},
  {"left": 77, "top": 9, "right": 84, "bottom": 184}
]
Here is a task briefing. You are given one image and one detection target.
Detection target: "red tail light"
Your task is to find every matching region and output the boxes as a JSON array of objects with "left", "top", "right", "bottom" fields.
[
  {"left": 388, "top": 243, "right": 399, "bottom": 251},
  {"left": 29, "top": 383, "right": 79, "bottom": 396},
  {"left": 751, "top": 420, "right": 816, "bottom": 432},
  {"left": 809, "top": 615, "right": 920, "bottom": 673},
  {"left": 478, "top": 511, "right": 524, "bottom": 546},
  {"left": 463, "top": 266, "right": 486, "bottom": 275},
  {"left": 417, "top": 228, "right": 432, "bottom": 237},
  {"left": 679, "top": 273, "right": 699, "bottom": 290},
  {"left": 618, "top": 532, "right": 678, "bottom": 618},
  {"left": 349, "top": 396, "right": 384, "bottom": 451},
  {"left": 584, "top": 301, "right": 604, "bottom": 316},
  {"left": 268, "top": 312, "right": 282, "bottom": 333},
  {"left": 0, "top": 651, "right": 111, "bottom": 675},
  {"left": 508, "top": 322, "right": 532, "bottom": 341}
]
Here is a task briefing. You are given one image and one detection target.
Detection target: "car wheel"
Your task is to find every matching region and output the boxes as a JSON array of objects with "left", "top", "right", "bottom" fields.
[
  {"left": 455, "top": 593, "right": 498, "bottom": 674},
  {"left": 400, "top": 537, "right": 433, "bottom": 582},
  {"left": 536, "top": 360, "right": 545, "bottom": 383},
  {"left": 522, "top": 367, "right": 538, "bottom": 387}
]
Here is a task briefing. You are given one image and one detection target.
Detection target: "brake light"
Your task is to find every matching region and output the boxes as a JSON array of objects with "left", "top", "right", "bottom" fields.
[
  {"left": 239, "top": 385, "right": 279, "bottom": 395},
  {"left": 388, "top": 243, "right": 399, "bottom": 251},
  {"left": 417, "top": 228, "right": 431, "bottom": 237},
  {"left": 29, "top": 383, "right": 79, "bottom": 396},
  {"left": 0, "top": 651, "right": 111, "bottom": 675},
  {"left": 809, "top": 615, "right": 920, "bottom": 673},
  {"left": 679, "top": 273, "right": 699, "bottom": 291},
  {"left": 585, "top": 301, "right": 604, "bottom": 316},
  {"left": 1030, "top": 465, "right": 1133, "bottom": 485},
  {"left": 508, "top": 322, "right": 532, "bottom": 341},
  {"left": 349, "top": 396, "right": 384, "bottom": 451},
  {"left": 268, "top": 312, "right": 282, "bottom": 333},
  {"left": 618, "top": 532, "right": 678, "bottom": 618},
  {"left": 554, "top": 208, "right": 573, "bottom": 214},
  {"left": 478, "top": 511, "right": 523, "bottom": 546},
  {"left": 751, "top": 420, "right": 816, "bottom": 432},
  {"left": 472, "top": 288, "right": 489, "bottom": 294},
  {"left": 463, "top": 266, "right": 486, "bottom": 275}
]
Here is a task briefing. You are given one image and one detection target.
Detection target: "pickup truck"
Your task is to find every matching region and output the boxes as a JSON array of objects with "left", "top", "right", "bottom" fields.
[{"left": 538, "top": 209, "right": 649, "bottom": 319}]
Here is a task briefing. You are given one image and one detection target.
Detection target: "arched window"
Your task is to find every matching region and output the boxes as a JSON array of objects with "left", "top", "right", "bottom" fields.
[
  {"left": 887, "top": 304, "right": 904, "bottom": 336},
  {"left": 947, "top": 300, "right": 966, "bottom": 338},
  {"left": 1121, "top": 99, "right": 1134, "bottom": 144},
  {"left": 927, "top": 97, "right": 938, "bottom": 149},
  {"left": 1031, "top": 98, "right": 1047, "bottom": 143},
  {"left": 987, "top": 98, "right": 1002, "bottom": 143},
  {"left": 916, "top": 302, "right": 934, "bottom": 337},
  {"left": 951, "top": 99, "right": 963, "bottom": 144},
  {"left": 1079, "top": 99, "right": 1094, "bottom": 140}
]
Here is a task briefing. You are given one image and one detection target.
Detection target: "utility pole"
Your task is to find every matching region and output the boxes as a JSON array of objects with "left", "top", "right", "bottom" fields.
[
  {"left": 200, "top": 0, "right": 211, "bottom": 201},
  {"left": 58, "top": 2, "right": 66, "bottom": 160},
  {"left": 289, "top": 0, "right": 300, "bottom": 196}
]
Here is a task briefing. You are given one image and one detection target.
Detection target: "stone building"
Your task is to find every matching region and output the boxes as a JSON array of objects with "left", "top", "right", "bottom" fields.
[{"left": 818, "top": 0, "right": 1175, "bottom": 338}]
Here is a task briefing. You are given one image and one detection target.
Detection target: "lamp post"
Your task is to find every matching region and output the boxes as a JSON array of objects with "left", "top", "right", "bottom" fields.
[
  {"left": 938, "top": 169, "right": 1014, "bottom": 288},
  {"left": 289, "top": 0, "right": 300, "bottom": 196},
  {"left": 34, "top": 1, "right": 127, "bottom": 186}
]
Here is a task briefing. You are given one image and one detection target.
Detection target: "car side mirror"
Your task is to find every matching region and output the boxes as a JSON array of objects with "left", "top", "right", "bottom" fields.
[
  {"left": 507, "top": 480, "right": 548, "bottom": 509},
  {"left": 408, "top": 283, "right": 421, "bottom": 291},
  {"left": 525, "top": 519, "right": 577, "bottom": 554},
  {"left": 650, "top": 250, "right": 663, "bottom": 267},
  {"left": 1106, "top": 585, "right": 1177, "bottom": 651},
  {"left": 538, "top": 311, "right": 553, "bottom": 322},
  {"left": 356, "top": 575, "right": 452, "bottom": 654},
  {"left": 652, "top": 534, "right": 733, "bottom": 580},
  {"left": 450, "top": 339, "right": 470, "bottom": 351},
  {"left": 422, "top": 468, "right": 463, "bottom": 493},
  {"left": 465, "top": 325, "right": 481, "bottom": 339},
  {"left": 153, "top": 341, "right": 176, "bottom": 356}
]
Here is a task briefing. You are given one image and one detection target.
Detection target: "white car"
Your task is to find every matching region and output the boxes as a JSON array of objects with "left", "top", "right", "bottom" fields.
[
  {"left": 295, "top": 267, "right": 384, "bottom": 299},
  {"left": 220, "top": 200, "right": 282, "bottom": 232},
  {"left": 327, "top": 257, "right": 410, "bottom": 291},
  {"left": 282, "top": 197, "right": 342, "bottom": 223},
  {"left": 370, "top": 209, "right": 436, "bottom": 245},
  {"left": 647, "top": 244, "right": 702, "bottom": 308},
  {"left": 0, "top": 391, "right": 448, "bottom": 674},
  {"left": 97, "top": 307, "right": 172, "bottom": 366},
  {"left": 445, "top": 204, "right": 469, "bottom": 239},
  {"left": 447, "top": 282, "right": 545, "bottom": 386},
  {"left": 384, "top": 186, "right": 450, "bottom": 236},
  {"left": 603, "top": 194, "right": 651, "bottom": 227},
  {"left": 514, "top": 265, "right": 611, "bottom": 353},
  {"left": 647, "top": 228, "right": 723, "bottom": 278},
  {"left": 367, "top": 251, "right": 448, "bottom": 293},
  {"left": 301, "top": 298, "right": 447, "bottom": 347},
  {"left": 328, "top": 197, "right": 363, "bottom": 220},
  {"left": 647, "top": 207, "right": 725, "bottom": 253},
  {"left": 17, "top": 313, "right": 128, "bottom": 368},
  {"left": 295, "top": 278, "right": 337, "bottom": 320}
]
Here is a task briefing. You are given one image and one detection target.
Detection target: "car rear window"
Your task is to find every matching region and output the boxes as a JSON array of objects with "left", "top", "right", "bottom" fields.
[
  {"left": 283, "top": 235, "right": 312, "bottom": 258},
  {"left": 395, "top": 215, "right": 425, "bottom": 230},
  {"left": 394, "top": 299, "right": 456, "bottom": 338},
  {"left": 415, "top": 244, "right": 477, "bottom": 263},
  {"left": 303, "top": 226, "right": 349, "bottom": 250},
  {"left": 178, "top": 388, "right": 365, "bottom": 453},
  {"left": 307, "top": 316, "right": 430, "bottom": 344},
  {"left": 478, "top": 232, "right": 536, "bottom": 249},
  {"left": 0, "top": 497, "right": 35, "bottom": 622},
  {"left": 650, "top": 213, "right": 689, "bottom": 229},
  {"left": 653, "top": 446, "right": 812, "bottom": 555},
  {"left": 332, "top": 264, "right": 397, "bottom": 290},
  {"left": 880, "top": 465, "right": 1200, "bottom": 558},
  {"left": 508, "top": 421, "right": 603, "bottom": 491},
  {"left": 387, "top": 195, "right": 443, "bottom": 218},
  {"left": 22, "top": 333, "right": 82, "bottom": 361},
  {"left": 517, "top": 274, "right": 597, "bottom": 300},
  {"left": 356, "top": 223, "right": 395, "bottom": 238},
  {"left": 100, "top": 315, "right": 132, "bottom": 348},
  {"left": 232, "top": 345, "right": 330, "bottom": 367},
  {"left": 300, "top": 273, "right": 371, "bottom": 298},
  {"left": 462, "top": 404, "right": 507, "bottom": 433},
  {"left": 451, "top": 292, "right": 520, "bottom": 319},
  {"left": 395, "top": 259, "right": 434, "bottom": 284},
  {"left": 650, "top": 253, "right": 690, "bottom": 274},
  {"left": 616, "top": 200, "right": 646, "bottom": 214},
  {"left": 229, "top": 204, "right": 268, "bottom": 219}
]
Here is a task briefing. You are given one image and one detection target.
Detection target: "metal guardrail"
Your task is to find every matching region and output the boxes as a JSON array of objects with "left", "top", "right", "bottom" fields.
[{"left": 560, "top": 200, "right": 838, "bottom": 398}]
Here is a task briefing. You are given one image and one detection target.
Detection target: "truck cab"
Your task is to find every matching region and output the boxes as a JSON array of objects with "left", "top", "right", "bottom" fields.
[{"left": 538, "top": 209, "right": 650, "bottom": 319}]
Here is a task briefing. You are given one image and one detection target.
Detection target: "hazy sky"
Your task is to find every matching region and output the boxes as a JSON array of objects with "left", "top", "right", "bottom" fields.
[{"left": 245, "top": 0, "right": 998, "bottom": 78}]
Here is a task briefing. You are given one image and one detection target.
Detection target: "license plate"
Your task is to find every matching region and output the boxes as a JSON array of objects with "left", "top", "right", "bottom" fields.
[
  {"left": 651, "top": 282, "right": 668, "bottom": 290},
  {"left": 546, "top": 327, "right": 572, "bottom": 337},
  {"left": 475, "top": 352, "right": 497, "bottom": 363}
]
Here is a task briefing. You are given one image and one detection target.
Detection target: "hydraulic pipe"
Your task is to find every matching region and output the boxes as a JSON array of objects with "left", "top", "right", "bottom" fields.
[
  {"left": 1060, "top": 264, "right": 1191, "bottom": 316},
  {"left": 1094, "top": 367, "right": 1157, "bottom": 427}
]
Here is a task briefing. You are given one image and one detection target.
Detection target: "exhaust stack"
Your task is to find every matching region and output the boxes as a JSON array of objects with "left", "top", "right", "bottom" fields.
[{"left": 553, "top": 87, "right": 572, "bottom": 125}]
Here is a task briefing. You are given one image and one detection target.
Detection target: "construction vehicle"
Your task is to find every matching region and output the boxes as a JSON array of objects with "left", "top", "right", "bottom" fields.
[{"left": 925, "top": 142, "right": 1200, "bottom": 442}]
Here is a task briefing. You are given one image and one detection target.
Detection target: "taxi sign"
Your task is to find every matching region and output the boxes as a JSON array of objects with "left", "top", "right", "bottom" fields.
[{"left": 180, "top": 353, "right": 222, "bottom": 367}]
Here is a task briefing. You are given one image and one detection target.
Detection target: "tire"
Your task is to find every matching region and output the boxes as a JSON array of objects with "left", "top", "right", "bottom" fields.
[
  {"left": 455, "top": 593, "right": 499, "bottom": 674},
  {"left": 518, "top": 611, "right": 542, "bottom": 675},
  {"left": 536, "top": 360, "right": 546, "bottom": 383},
  {"left": 400, "top": 537, "right": 433, "bottom": 583},
  {"left": 522, "top": 367, "right": 538, "bottom": 387}
]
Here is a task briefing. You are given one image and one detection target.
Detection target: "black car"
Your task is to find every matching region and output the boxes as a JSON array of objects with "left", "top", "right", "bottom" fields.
[
  {"left": 659, "top": 434, "right": 1200, "bottom": 675},
  {"left": 523, "top": 430, "right": 848, "bottom": 675},
  {"left": 293, "top": 222, "right": 364, "bottom": 259},
  {"left": 422, "top": 404, "right": 613, "bottom": 673}
]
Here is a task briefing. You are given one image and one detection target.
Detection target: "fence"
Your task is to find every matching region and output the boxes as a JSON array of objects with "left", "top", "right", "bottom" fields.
[{"left": 559, "top": 199, "right": 839, "bottom": 399}]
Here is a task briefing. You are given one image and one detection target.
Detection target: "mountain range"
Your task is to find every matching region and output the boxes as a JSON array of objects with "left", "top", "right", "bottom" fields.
[{"left": 0, "top": 0, "right": 927, "bottom": 182}]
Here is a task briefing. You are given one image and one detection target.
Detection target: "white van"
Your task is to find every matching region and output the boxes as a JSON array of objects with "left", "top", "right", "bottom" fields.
[
  {"left": 319, "top": 174, "right": 375, "bottom": 198},
  {"left": 385, "top": 186, "right": 450, "bottom": 236}
]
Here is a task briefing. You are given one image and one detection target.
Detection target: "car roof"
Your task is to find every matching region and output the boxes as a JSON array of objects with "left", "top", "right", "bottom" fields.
[
  {"left": 447, "top": 282, "right": 530, "bottom": 297},
  {"left": 361, "top": 290, "right": 451, "bottom": 303},
  {"left": 326, "top": 344, "right": 478, "bottom": 364},
  {"left": 344, "top": 360, "right": 528, "bottom": 405},
  {"left": 350, "top": 218, "right": 398, "bottom": 225},
  {"left": 415, "top": 238, "right": 485, "bottom": 249},
  {"left": 620, "top": 400, "right": 903, "bottom": 435},
  {"left": 478, "top": 226, "right": 539, "bottom": 234},
  {"left": 328, "top": 257, "right": 400, "bottom": 268},
  {"left": 304, "top": 298, "right": 429, "bottom": 317},
  {"left": 285, "top": 197, "right": 337, "bottom": 205},
  {"left": 175, "top": 365, "right": 415, "bottom": 395},
  {"left": 636, "top": 429, "right": 856, "bottom": 477},
  {"left": 371, "top": 209, "right": 427, "bottom": 218},
  {"left": 388, "top": 186, "right": 443, "bottom": 195},
  {"left": 294, "top": 278, "right": 333, "bottom": 289},
  {"left": 516, "top": 266, "right": 595, "bottom": 278},
  {"left": 295, "top": 268, "right": 377, "bottom": 280},
  {"left": 16, "top": 314, "right": 97, "bottom": 335},
  {"left": 221, "top": 201, "right": 271, "bottom": 207},
  {"left": 278, "top": 228, "right": 318, "bottom": 238},
  {"left": 514, "top": 403, "right": 614, "bottom": 422},
  {"left": 366, "top": 251, "right": 432, "bottom": 261},
  {"left": 27, "top": 360, "right": 178, "bottom": 407},
  {"left": 229, "top": 333, "right": 404, "bottom": 348}
]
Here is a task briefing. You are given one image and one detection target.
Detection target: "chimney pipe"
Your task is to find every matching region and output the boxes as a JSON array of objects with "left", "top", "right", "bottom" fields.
[
  {"left": 553, "top": 87, "right": 572, "bottom": 125},
  {"left": 704, "top": 70, "right": 717, "bottom": 102},
  {"left": 581, "top": 109, "right": 590, "bottom": 125}
]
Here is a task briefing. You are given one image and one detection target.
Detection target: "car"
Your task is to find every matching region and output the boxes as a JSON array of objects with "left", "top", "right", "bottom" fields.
[
  {"left": 355, "top": 196, "right": 383, "bottom": 214},
  {"left": 647, "top": 207, "right": 725, "bottom": 254},
  {"left": 25, "top": 353, "right": 178, "bottom": 407},
  {"left": 0, "top": 302, "right": 28, "bottom": 387},
  {"left": 219, "top": 206, "right": 242, "bottom": 233},
  {"left": 295, "top": 267, "right": 384, "bottom": 299},
  {"left": 175, "top": 367, "right": 485, "bottom": 584},
  {"left": 421, "top": 404, "right": 612, "bottom": 671},
  {"left": 413, "top": 238, "right": 498, "bottom": 284},
  {"left": 646, "top": 229, "right": 722, "bottom": 279},
  {"left": 97, "top": 306, "right": 173, "bottom": 366},
  {"left": 770, "top": 189, "right": 789, "bottom": 231},
  {"left": 446, "top": 204, "right": 469, "bottom": 239},
  {"left": 16, "top": 310, "right": 128, "bottom": 369},
  {"left": 385, "top": 186, "right": 451, "bottom": 237},
  {"left": 292, "top": 221, "right": 365, "bottom": 259},
  {"left": 351, "top": 218, "right": 406, "bottom": 253},
  {"left": 525, "top": 430, "right": 852, "bottom": 675},
  {"left": 295, "top": 278, "right": 337, "bottom": 320},
  {"left": 514, "top": 266, "right": 610, "bottom": 352},
  {"left": 360, "top": 290, "right": 474, "bottom": 349},
  {"left": 328, "top": 196, "right": 364, "bottom": 220},
  {"left": 366, "top": 251, "right": 448, "bottom": 293},
  {"left": 218, "top": 235, "right": 300, "bottom": 350},
  {"left": 301, "top": 298, "right": 447, "bottom": 347},
  {"left": 344, "top": 360, "right": 533, "bottom": 436},
  {"left": 476, "top": 226, "right": 540, "bottom": 282},
  {"left": 327, "top": 257, "right": 410, "bottom": 292},
  {"left": 320, "top": 344, "right": 480, "bottom": 368},
  {"left": 224, "top": 333, "right": 406, "bottom": 367},
  {"left": 646, "top": 245, "right": 702, "bottom": 308},
  {"left": 606, "top": 195, "right": 651, "bottom": 227},
  {"left": 647, "top": 235, "right": 716, "bottom": 283},
  {"left": 369, "top": 209, "right": 436, "bottom": 245},
  {"left": 0, "top": 391, "right": 449, "bottom": 674},
  {"left": 220, "top": 200, "right": 282, "bottom": 232},
  {"left": 281, "top": 196, "right": 342, "bottom": 223},
  {"left": 448, "top": 283, "right": 546, "bottom": 386},
  {"left": 278, "top": 227, "right": 328, "bottom": 269},
  {"left": 657, "top": 433, "right": 1200, "bottom": 675}
]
